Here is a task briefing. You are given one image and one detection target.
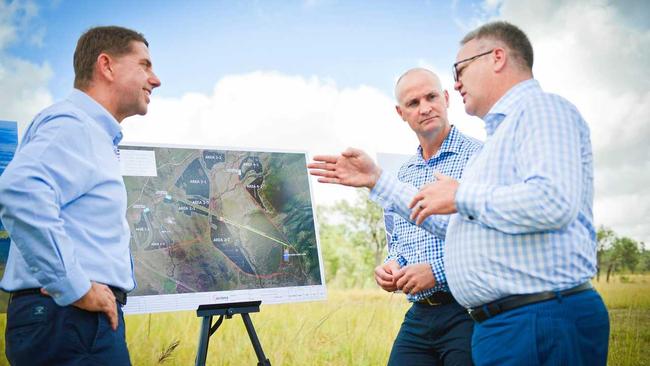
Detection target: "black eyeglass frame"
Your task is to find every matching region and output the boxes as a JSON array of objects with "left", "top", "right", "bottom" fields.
[{"left": 452, "top": 49, "right": 494, "bottom": 82}]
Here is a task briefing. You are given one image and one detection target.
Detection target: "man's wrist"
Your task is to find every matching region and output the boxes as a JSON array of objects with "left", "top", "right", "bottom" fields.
[{"left": 367, "top": 166, "right": 383, "bottom": 189}]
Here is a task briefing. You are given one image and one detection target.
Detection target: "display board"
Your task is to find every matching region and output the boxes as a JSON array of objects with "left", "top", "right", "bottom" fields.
[{"left": 119, "top": 143, "right": 326, "bottom": 314}]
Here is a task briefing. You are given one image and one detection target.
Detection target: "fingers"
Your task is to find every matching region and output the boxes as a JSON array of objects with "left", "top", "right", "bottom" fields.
[
  {"left": 105, "top": 303, "right": 118, "bottom": 331},
  {"left": 409, "top": 191, "right": 424, "bottom": 209},
  {"left": 310, "top": 155, "right": 339, "bottom": 164},
  {"left": 307, "top": 161, "right": 336, "bottom": 172},
  {"left": 97, "top": 284, "right": 118, "bottom": 331},
  {"left": 415, "top": 206, "right": 434, "bottom": 225}
]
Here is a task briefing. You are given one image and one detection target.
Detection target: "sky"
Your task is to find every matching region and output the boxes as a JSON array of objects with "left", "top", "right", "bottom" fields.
[{"left": 1, "top": 0, "right": 649, "bottom": 245}]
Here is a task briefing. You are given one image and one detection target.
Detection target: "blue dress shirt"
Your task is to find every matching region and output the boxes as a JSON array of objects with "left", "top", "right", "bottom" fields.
[
  {"left": 371, "top": 79, "right": 597, "bottom": 308},
  {"left": 0, "top": 89, "right": 135, "bottom": 306},
  {"left": 377, "top": 126, "right": 481, "bottom": 301}
]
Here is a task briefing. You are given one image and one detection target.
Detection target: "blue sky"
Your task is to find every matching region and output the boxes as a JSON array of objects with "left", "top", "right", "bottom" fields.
[
  {"left": 1, "top": 0, "right": 649, "bottom": 244},
  {"left": 9, "top": 0, "right": 482, "bottom": 100}
]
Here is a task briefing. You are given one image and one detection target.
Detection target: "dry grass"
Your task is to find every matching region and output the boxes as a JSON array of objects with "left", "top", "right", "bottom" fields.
[{"left": 0, "top": 276, "right": 648, "bottom": 365}]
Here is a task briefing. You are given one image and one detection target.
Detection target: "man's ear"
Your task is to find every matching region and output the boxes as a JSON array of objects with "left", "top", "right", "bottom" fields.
[
  {"left": 96, "top": 52, "right": 114, "bottom": 82},
  {"left": 396, "top": 105, "right": 404, "bottom": 121},
  {"left": 493, "top": 48, "right": 507, "bottom": 73}
]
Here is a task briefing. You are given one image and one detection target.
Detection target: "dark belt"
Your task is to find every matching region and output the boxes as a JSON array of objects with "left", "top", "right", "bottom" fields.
[
  {"left": 416, "top": 291, "right": 455, "bottom": 306},
  {"left": 467, "top": 282, "right": 593, "bottom": 323},
  {"left": 10, "top": 285, "right": 127, "bottom": 306}
]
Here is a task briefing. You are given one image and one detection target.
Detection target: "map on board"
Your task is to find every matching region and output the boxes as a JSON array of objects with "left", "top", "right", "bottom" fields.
[
  {"left": 120, "top": 143, "right": 326, "bottom": 313},
  {"left": 0, "top": 120, "right": 18, "bottom": 312}
]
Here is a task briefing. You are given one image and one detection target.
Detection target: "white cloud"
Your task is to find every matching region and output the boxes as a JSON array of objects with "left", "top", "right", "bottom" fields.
[
  {"left": 0, "top": 0, "right": 52, "bottom": 137},
  {"left": 479, "top": 0, "right": 650, "bottom": 243},
  {"left": 122, "top": 71, "right": 420, "bottom": 206}
]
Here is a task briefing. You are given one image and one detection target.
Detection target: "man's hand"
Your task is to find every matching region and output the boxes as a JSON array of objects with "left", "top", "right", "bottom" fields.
[
  {"left": 308, "top": 148, "right": 382, "bottom": 189},
  {"left": 408, "top": 172, "right": 459, "bottom": 225},
  {"left": 394, "top": 263, "right": 436, "bottom": 295},
  {"left": 42, "top": 282, "right": 118, "bottom": 330},
  {"left": 374, "top": 260, "right": 401, "bottom": 292}
]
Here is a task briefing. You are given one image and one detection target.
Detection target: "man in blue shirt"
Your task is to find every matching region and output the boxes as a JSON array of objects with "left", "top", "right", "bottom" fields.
[
  {"left": 311, "top": 68, "right": 480, "bottom": 365},
  {"left": 0, "top": 26, "right": 161, "bottom": 365},
  {"left": 379, "top": 22, "right": 608, "bottom": 365}
]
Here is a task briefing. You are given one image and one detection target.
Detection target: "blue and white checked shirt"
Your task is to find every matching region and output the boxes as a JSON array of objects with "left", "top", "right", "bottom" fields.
[
  {"left": 0, "top": 89, "right": 135, "bottom": 306},
  {"left": 372, "top": 79, "right": 597, "bottom": 308},
  {"left": 373, "top": 126, "right": 481, "bottom": 302}
]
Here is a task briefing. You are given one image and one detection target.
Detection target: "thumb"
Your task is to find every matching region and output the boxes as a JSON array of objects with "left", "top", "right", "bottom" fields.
[{"left": 341, "top": 147, "right": 360, "bottom": 157}]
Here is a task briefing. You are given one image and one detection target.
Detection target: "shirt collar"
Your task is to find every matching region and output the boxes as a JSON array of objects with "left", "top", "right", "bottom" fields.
[
  {"left": 483, "top": 78, "right": 541, "bottom": 136},
  {"left": 67, "top": 89, "right": 123, "bottom": 146},
  {"left": 409, "top": 125, "right": 462, "bottom": 167}
]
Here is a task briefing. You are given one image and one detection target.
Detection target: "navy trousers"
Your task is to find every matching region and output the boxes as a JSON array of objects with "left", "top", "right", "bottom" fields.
[
  {"left": 388, "top": 300, "right": 474, "bottom": 366},
  {"left": 471, "top": 289, "right": 610, "bottom": 366},
  {"left": 5, "top": 294, "right": 131, "bottom": 365}
]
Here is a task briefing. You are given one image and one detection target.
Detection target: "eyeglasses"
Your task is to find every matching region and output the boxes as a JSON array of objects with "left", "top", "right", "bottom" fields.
[{"left": 452, "top": 49, "right": 494, "bottom": 82}]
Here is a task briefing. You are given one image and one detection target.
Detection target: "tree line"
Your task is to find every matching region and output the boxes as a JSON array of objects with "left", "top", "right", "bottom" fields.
[{"left": 317, "top": 192, "right": 650, "bottom": 288}]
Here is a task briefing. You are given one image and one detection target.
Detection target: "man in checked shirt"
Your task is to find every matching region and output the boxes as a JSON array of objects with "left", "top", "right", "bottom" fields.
[{"left": 310, "top": 68, "right": 481, "bottom": 365}]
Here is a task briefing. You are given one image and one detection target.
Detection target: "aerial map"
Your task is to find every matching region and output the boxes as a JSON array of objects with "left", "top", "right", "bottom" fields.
[{"left": 120, "top": 144, "right": 325, "bottom": 313}]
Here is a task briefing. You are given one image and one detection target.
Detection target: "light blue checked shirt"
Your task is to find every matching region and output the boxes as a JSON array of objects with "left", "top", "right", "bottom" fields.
[
  {"left": 372, "top": 79, "right": 597, "bottom": 308},
  {"left": 373, "top": 126, "right": 481, "bottom": 302},
  {"left": 0, "top": 89, "right": 135, "bottom": 306}
]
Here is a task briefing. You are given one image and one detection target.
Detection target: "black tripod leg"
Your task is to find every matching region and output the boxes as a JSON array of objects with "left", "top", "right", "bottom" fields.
[
  {"left": 241, "top": 313, "right": 271, "bottom": 366},
  {"left": 195, "top": 315, "right": 213, "bottom": 366}
]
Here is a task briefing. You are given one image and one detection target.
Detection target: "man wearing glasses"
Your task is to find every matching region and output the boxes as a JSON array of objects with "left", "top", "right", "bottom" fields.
[{"left": 406, "top": 21, "right": 608, "bottom": 365}]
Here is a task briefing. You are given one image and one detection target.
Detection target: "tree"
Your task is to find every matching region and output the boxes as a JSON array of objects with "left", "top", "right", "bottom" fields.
[
  {"left": 605, "top": 236, "right": 641, "bottom": 282},
  {"left": 315, "top": 191, "right": 389, "bottom": 288},
  {"left": 637, "top": 245, "right": 650, "bottom": 272},
  {"left": 596, "top": 226, "right": 616, "bottom": 281},
  {"left": 330, "top": 190, "right": 387, "bottom": 268}
]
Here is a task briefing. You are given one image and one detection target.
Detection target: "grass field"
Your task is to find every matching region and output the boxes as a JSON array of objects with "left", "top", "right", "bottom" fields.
[{"left": 0, "top": 275, "right": 648, "bottom": 365}]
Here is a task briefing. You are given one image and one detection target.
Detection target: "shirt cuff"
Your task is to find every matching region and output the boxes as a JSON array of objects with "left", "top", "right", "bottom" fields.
[
  {"left": 430, "top": 258, "right": 446, "bottom": 290},
  {"left": 42, "top": 264, "right": 91, "bottom": 306},
  {"left": 455, "top": 182, "right": 491, "bottom": 222},
  {"left": 369, "top": 171, "right": 393, "bottom": 209}
]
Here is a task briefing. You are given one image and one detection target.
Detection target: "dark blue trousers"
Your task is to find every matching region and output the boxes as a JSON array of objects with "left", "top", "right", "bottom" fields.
[
  {"left": 5, "top": 294, "right": 131, "bottom": 365},
  {"left": 471, "top": 289, "right": 609, "bottom": 366},
  {"left": 388, "top": 300, "right": 474, "bottom": 366}
]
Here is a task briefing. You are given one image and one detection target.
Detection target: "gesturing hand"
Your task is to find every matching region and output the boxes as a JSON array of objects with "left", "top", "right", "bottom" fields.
[
  {"left": 409, "top": 172, "right": 459, "bottom": 225},
  {"left": 308, "top": 148, "right": 382, "bottom": 189}
]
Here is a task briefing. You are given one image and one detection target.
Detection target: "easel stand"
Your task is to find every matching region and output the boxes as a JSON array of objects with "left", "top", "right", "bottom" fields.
[{"left": 195, "top": 300, "right": 271, "bottom": 366}]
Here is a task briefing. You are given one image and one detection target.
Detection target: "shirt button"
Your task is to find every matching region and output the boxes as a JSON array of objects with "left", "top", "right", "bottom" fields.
[
  {"left": 468, "top": 215, "right": 475, "bottom": 220},
  {"left": 30, "top": 266, "right": 39, "bottom": 273}
]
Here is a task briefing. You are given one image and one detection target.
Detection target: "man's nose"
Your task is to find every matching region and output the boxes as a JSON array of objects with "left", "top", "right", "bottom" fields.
[
  {"left": 454, "top": 80, "right": 462, "bottom": 91},
  {"left": 149, "top": 72, "right": 162, "bottom": 88}
]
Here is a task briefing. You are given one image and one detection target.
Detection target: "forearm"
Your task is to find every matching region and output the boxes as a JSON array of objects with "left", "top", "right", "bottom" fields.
[{"left": 370, "top": 172, "right": 449, "bottom": 238}]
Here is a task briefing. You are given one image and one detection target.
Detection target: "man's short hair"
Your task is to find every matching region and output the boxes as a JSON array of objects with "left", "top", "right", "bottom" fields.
[
  {"left": 394, "top": 68, "right": 442, "bottom": 102},
  {"left": 74, "top": 26, "right": 148, "bottom": 89},
  {"left": 461, "top": 21, "right": 533, "bottom": 71}
]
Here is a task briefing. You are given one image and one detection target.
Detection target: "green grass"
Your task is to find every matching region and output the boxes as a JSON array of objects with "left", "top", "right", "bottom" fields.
[{"left": 0, "top": 276, "right": 648, "bottom": 365}]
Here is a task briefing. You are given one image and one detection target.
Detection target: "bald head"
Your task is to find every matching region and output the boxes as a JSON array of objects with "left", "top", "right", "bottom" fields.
[{"left": 395, "top": 68, "right": 443, "bottom": 104}]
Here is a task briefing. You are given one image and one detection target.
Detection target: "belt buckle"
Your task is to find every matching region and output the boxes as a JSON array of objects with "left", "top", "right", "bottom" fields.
[{"left": 424, "top": 297, "right": 441, "bottom": 306}]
